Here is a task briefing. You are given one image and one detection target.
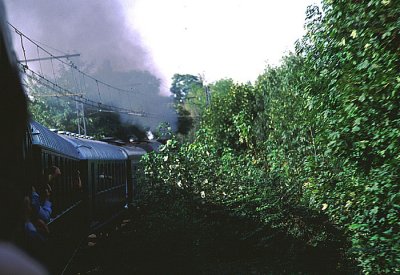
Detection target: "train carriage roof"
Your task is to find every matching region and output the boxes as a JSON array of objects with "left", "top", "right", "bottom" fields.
[
  {"left": 30, "top": 121, "right": 80, "bottom": 159},
  {"left": 61, "top": 135, "right": 128, "bottom": 160},
  {"left": 120, "top": 145, "right": 147, "bottom": 160},
  {"left": 131, "top": 140, "right": 162, "bottom": 153}
]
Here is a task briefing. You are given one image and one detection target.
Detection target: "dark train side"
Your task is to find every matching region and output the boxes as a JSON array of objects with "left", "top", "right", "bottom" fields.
[{"left": 27, "top": 120, "right": 159, "bottom": 273}]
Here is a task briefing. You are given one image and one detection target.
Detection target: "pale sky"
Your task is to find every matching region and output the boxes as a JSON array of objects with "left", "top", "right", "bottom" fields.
[
  {"left": 121, "top": 0, "right": 319, "bottom": 87},
  {"left": 5, "top": 0, "right": 320, "bottom": 94}
]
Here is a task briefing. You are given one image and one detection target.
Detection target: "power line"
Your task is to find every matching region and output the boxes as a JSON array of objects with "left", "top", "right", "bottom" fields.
[
  {"left": 31, "top": 38, "right": 70, "bottom": 55},
  {"left": 8, "top": 22, "right": 142, "bottom": 95},
  {"left": 23, "top": 65, "right": 172, "bottom": 120},
  {"left": 31, "top": 93, "right": 84, "bottom": 97},
  {"left": 8, "top": 22, "right": 174, "bottom": 120},
  {"left": 21, "top": 64, "right": 152, "bottom": 117}
]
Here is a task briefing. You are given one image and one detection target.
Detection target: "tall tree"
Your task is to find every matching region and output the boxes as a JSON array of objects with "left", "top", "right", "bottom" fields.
[
  {"left": 170, "top": 74, "right": 204, "bottom": 136},
  {"left": 170, "top": 74, "right": 203, "bottom": 103}
]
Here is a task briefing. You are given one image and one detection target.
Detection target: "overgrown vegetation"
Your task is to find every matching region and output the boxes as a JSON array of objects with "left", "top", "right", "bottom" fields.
[{"left": 141, "top": 1, "right": 400, "bottom": 273}]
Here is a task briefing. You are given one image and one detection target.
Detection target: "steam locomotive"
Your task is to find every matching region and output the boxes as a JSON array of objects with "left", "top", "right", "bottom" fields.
[{"left": 27, "top": 120, "right": 160, "bottom": 273}]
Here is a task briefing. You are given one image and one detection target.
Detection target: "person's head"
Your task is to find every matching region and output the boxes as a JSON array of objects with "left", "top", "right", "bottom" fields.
[{"left": 48, "top": 166, "right": 61, "bottom": 182}]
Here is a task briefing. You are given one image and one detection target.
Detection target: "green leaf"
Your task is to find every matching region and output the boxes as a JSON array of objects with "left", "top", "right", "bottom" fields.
[
  {"left": 352, "top": 126, "right": 361, "bottom": 132},
  {"left": 357, "top": 60, "right": 369, "bottom": 70}
]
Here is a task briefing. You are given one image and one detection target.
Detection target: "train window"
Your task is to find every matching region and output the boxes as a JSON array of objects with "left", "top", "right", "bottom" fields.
[
  {"left": 115, "top": 162, "right": 118, "bottom": 186},
  {"left": 66, "top": 161, "right": 69, "bottom": 207},
  {"left": 121, "top": 162, "right": 125, "bottom": 185},
  {"left": 49, "top": 154, "right": 54, "bottom": 167},
  {"left": 114, "top": 163, "right": 117, "bottom": 186},
  {"left": 117, "top": 163, "right": 120, "bottom": 185},
  {"left": 97, "top": 163, "right": 100, "bottom": 192},
  {"left": 45, "top": 153, "right": 50, "bottom": 167},
  {"left": 96, "top": 163, "right": 102, "bottom": 192},
  {"left": 104, "top": 162, "right": 108, "bottom": 190},
  {"left": 112, "top": 163, "right": 114, "bottom": 187},
  {"left": 63, "top": 159, "right": 67, "bottom": 205},
  {"left": 104, "top": 162, "right": 107, "bottom": 190},
  {"left": 66, "top": 159, "right": 71, "bottom": 205},
  {"left": 72, "top": 160, "right": 77, "bottom": 202},
  {"left": 63, "top": 158, "right": 68, "bottom": 209},
  {"left": 58, "top": 157, "right": 63, "bottom": 210},
  {"left": 91, "top": 162, "right": 95, "bottom": 195},
  {"left": 111, "top": 163, "right": 114, "bottom": 187},
  {"left": 105, "top": 163, "right": 109, "bottom": 189},
  {"left": 109, "top": 163, "right": 112, "bottom": 189},
  {"left": 106, "top": 163, "right": 110, "bottom": 189},
  {"left": 122, "top": 162, "right": 126, "bottom": 187},
  {"left": 71, "top": 160, "right": 76, "bottom": 202},
  {"left": 103, "top": 163, "right": 110, "bottom": 189},
  {"left": 116, "top": 162, "right": 119, "bottom": 185},
  {"left": 71, "top": 160, "right": 74, "bottom": 189},
  {"left": 108, "top": 163, "right": 112, "bottom": 188},
  {"left": 133, "top": 166, "right": 137, "bottom": 181},
  {"left": 98, "top": 163, "right": 104, "bottom": 192},
  {"left": 116, "top": 163, "right": 120, "bottom": 185},
  {"left": 119, "top": 162, "right": 121, "bottom": 185},
  {"left": 119, "top": 162, "right": 122, "bottom": 185},
  {"left": 115, "top": 163, "right": 117, "bottom": 186}
]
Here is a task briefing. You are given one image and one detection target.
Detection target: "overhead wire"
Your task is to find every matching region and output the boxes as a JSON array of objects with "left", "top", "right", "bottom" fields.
[
  {"left": 8, "top": 22, "right": 142, "bottom": 95},
  {"left": 36, "top": 46, "right": 44, "bottom": 76},
  {"left": 31, "top": 37, "right": 69, "bottom": 56},
  {"left": 96, "top": 80, "right": 102, "bottom": 103},
  {"left": 21, "top": 64, "right": 152, "bottom": 117},
  {"left": 50, "top": 58, "right": 57, "bottom": 85},
  {"left": 8, "top": 22, "right": 175, "bottom": 119}
]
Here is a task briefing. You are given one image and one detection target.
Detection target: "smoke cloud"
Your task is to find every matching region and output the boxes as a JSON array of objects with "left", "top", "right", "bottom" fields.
[
  {"left": 4, "top": 0, "right": 176, "bottom": 130},
  {"left": 5, "top": 0, "right": 152, "bottom": 71}
]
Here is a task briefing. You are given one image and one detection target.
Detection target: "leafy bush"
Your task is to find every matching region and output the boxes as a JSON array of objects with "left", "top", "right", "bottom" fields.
[
  {"left": 141, "top": 0, "right": 400, "bottom": 273},
  {"left": 140, "top": 81, "right": 344, "bottom": 257},
  {"left": 296, "top": 1, "right": 400, "bottom": 273}
]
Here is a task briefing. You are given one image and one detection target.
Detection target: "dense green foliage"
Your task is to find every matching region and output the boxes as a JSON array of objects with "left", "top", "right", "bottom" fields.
[
  {"left": 141, "top": 0, "right": 400, "bottom": 273},
  {"left": 295, "top": 1, "right": 400, "bottom": 272},
  {"left": 26, "top": 77, "right": 78, "bottom": 132},
  {"left": 170, "top": 73, "right": 205, "bottom": 137},
  {"left": 170, "top": 74, "right": 203, "bottom": 103}
]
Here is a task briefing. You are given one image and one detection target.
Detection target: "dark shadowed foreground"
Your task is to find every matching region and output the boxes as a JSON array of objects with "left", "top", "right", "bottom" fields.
[{"left": 67, "top": 199, "right": 353, "bottom": 275}]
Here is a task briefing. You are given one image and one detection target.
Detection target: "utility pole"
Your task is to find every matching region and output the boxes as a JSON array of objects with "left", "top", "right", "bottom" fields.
[{"left": 75, "top": 96, "right": 87, "bottom": 136}]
